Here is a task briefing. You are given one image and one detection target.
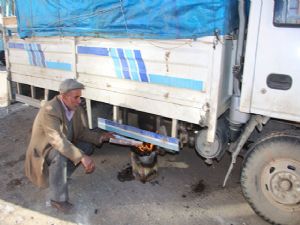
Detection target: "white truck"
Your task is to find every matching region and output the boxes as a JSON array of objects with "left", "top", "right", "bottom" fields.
[{"left": 2, "top": 1, "right": 300, "bottom": 224}]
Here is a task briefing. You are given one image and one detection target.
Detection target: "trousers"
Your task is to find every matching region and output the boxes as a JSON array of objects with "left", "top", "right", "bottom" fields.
[{"left": 45, "top": 141, "right": 94, "bottom": 202}]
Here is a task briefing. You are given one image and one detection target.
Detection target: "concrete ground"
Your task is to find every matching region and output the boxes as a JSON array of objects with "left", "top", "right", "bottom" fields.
[{"left": 0, "top": 103, "right": 270, "bottom": 225}]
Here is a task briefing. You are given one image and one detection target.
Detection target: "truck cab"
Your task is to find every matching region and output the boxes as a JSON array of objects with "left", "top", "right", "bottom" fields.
[
  {"left": 241, "top": 0, "right": 300, "bottom": 122},
  {"left": 237, "top": 1, "right": 300, "bottom": 225}
]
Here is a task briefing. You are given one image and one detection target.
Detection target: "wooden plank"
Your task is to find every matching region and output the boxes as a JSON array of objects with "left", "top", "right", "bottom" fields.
[
  {"left": 171, "top": 119, "right": 178, "bottom": 138},
  {"left": 30, "top": 85, "right": 36, "bottom": 98},
  {"left": 15, "top": 94, "right": 41, "bottom": 108},
  {"left": 42, "top": 52, "right": 74, "bottom": 64},
  {"left": 9, "top": 37, "right": 74, "bottom": 53},
  {"left": 78, "top": 73, "right": 205, "bottom": 107},
  {"left": 113, "top": 105, "right": 119, "bottom": 122},
  {"left": 11, "top": 73, "right": 61, "bottom": 91},
  {"left": 98, "top": 118, "right": 179, "bottom": 152},
  {"left": 77, "top": 36, "right": 213, "bottom": 53},
  {"left": 77, "top": 56, "right": 115, "bottom": 76},
  {"left": 82, "top": 86, "right": 206, "bottom": 125},
  {"left": 11, "top": 64, "right": 74, "bottom": 80},
  {"left": 16, "top": 82, "right": 21, "bottom": 94},
  {"left": 44, "top": 89, "right": 49, "bottom": 101},
  {"left": 85, "top": 98, "right": 93, "bottom": 129},
  {"left": 9, "top": 49, "right": 74, "bottom": 65},
  {"left": 8, "top": 50, "right": 28, "bottom": 64},
  {"left": 77, "top": 54, "right": 209, "bottom": 81},
  {"left": 72, "top": 37, "right": 77, "bottom": 78},
  {"left": 206, "top": 40, "right": 223, "bottom": 143},
  {"left": 3, "top": 16, "right": 17, "bottom": 27}
]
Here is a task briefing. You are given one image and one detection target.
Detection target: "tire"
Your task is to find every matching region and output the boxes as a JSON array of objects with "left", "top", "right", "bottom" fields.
[{"left": 241, "top": 134, "right": 300, "bottom": 225}]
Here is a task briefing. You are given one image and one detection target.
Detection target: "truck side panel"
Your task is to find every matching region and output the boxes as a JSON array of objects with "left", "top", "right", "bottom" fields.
[{"left": 8, "top": 36, "right": 234, "bottom": 139}]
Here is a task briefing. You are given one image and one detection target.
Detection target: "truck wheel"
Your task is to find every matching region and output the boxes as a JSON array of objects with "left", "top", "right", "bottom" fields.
[{"left": 241, "top": 135, "right": 300, "bottom": 225}]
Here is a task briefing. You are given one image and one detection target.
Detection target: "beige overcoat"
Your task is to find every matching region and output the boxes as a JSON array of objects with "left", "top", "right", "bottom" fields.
[{"left": 25, "top": 96, "right": 100, "bottom": 188}]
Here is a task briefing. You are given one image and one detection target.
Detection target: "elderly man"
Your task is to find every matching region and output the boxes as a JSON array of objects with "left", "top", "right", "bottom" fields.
[{"left": 25, "top": 79, "right": 113, "bottom": 213}]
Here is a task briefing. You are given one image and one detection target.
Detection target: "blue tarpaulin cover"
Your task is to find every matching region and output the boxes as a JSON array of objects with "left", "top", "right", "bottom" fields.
[{"left": 15, "top": 0, "right": 238, "bottom": 39}]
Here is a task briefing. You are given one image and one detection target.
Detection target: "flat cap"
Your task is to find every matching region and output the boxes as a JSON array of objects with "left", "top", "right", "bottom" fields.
[{"left": 59, "top": 79, "right": 84, "bottom": 94}]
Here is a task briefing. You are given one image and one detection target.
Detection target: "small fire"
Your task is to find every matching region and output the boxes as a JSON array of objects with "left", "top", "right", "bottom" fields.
[{"left": 137, "top": 142, "right": 154, "bottom": 154}]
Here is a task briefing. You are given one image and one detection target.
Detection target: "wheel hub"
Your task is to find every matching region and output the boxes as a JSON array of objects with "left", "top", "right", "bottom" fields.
[
  {"left": 279, "top": 179, "right": 292, "bottom": 191},
  {"left": 262, "top": 159, "right": 300, "bottom": 206}
]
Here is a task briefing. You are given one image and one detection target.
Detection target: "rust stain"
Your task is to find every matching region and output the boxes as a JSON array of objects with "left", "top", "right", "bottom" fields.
[{"left": 165, "top": 51, "right": 170, "bottom": 72}]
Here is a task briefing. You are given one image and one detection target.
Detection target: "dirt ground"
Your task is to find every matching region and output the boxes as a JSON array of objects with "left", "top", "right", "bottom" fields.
[{"left": 0, "top": 103, "right": 270, "bottom": 225}]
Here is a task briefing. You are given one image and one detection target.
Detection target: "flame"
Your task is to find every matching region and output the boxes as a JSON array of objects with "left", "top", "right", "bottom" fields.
[{"left": 137, "top": 142, "right": 154, "bottom": 153}]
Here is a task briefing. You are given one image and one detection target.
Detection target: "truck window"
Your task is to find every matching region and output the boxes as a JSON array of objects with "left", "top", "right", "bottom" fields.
[{"left": 274, "top": 0, "right": 300, "bottom": 26}]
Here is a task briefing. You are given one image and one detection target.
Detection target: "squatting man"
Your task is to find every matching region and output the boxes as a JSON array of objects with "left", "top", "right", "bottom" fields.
[{"left": 25, "top": 79, "right": 114, "bottom": 213}]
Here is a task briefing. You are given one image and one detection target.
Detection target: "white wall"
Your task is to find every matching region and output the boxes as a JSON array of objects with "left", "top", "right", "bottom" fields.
[{"left": 0, "top": 70, "right": 9, "bottom": 107}]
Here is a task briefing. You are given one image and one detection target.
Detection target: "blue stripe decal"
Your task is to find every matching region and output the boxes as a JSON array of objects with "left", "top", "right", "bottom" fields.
[
  {"left": 98, "top": 118, "right": 179, "bottom": 152},
  {"left": 117, "top": 48, "right": 131, "bottom": 80},
  {"left": 30, "top": 44, "right": 38, "bottom": 66},
  {"left": 37, "top": 44, "right": 46, "bottom": 67},
  {"left": 24, "top": 44, "right": 34, "bottom": 66},
  {"left": 9, "top": 42, "right": 24, "bottom": 49},
  {"left": 34, "top": 43, "right": 43, "bottom": 67},
  {"left": 124, "top": 49, "right": 139, "bottom": 81},
  {"left": 46, "top": 61, "right": 72, "bottom": 71},
  {"left": 31, "top": 44, "right": 41, "bottom": 67},
  {"left": 102, "top": 118, "right": 178, "bottom": 144},
  {"left": 109, "top": 48, "right": 123, "bottom": 79},
  {"left": 76, "top": 46, "right": 148, "bottom": 83},
  {"left": 10, "top": 42, "right": 71, "bottom": 71},
  {"left": 134, "top": 50, "right": 148, "bottom": 82},
  {"left": 26, "top": 44, "right": 33, "bottom": 65},
  {"left": 77, "top": 46, "right": 109, "bottom": 56},
  {"left": 149, "top": 74, "right": 204, "bottom": 91}
]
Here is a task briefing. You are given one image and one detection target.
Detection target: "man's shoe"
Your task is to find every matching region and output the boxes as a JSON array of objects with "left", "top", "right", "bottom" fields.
[{"left": 50, "top": 200, "right": 74, "bottom": 213}]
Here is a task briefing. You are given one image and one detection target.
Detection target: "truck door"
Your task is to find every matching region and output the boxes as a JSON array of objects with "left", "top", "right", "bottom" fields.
[{"left": 241, "top": 0, "right": 300, "bottom": 122}]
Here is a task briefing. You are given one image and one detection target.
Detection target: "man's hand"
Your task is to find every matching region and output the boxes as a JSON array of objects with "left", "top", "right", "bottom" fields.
[
  {"left": 81, "top": 155, "right": 95, "bottom": 174},
  {"left": 99, "top": 132, "right": 115, "bottom": 143}
]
